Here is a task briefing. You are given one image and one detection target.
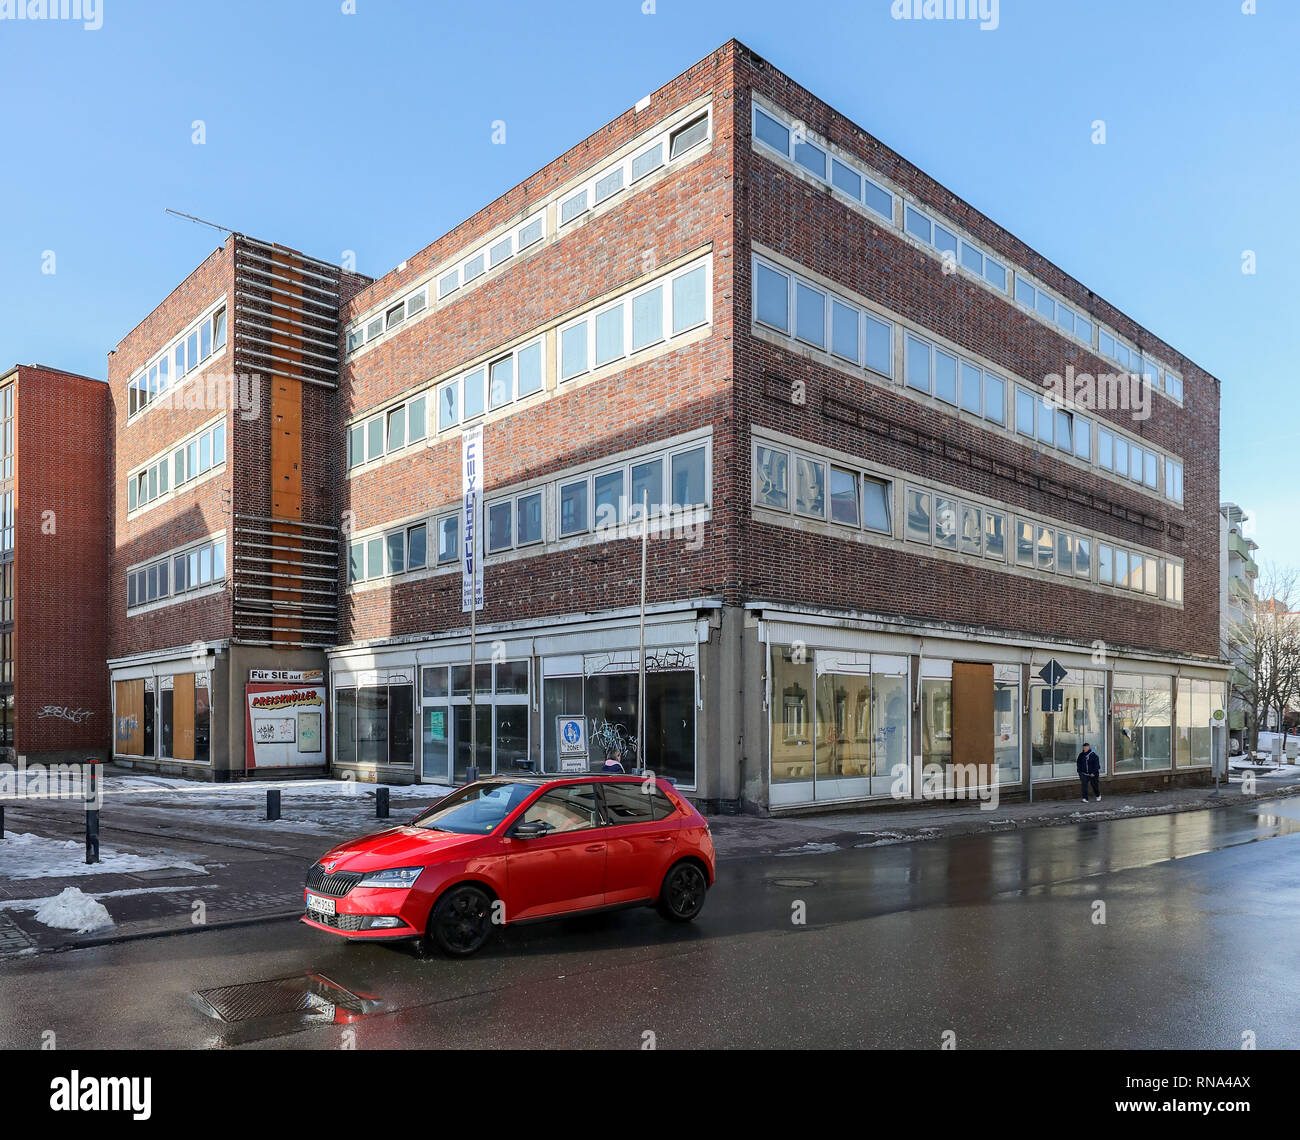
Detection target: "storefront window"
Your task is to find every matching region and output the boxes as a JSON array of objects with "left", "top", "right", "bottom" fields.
[
  {"left": 1113, "top": 673, "right": 1173, "bottom": 772},
  {"left": 544, "top": 675, "right": 585, "bottom": 774},
  {"left": 335, "top": 688, "right": 357, "bottom": 766},
  {"left": 816, "top": 671, "right": 872, "bottom": 801},
  {"left": 770, "top": 647, "right": 814, "bottom": 798},
  {"left": 994, "top": 679, "right": 1020, "bottom": 784},
  {"left": 421, "top": 667, "right": 449, "bottom": 783},
  {"left": 195, "top": 678, "right": 211, "bottom": 765},
  {"left": 1031, "top": 669, "right": 1107, "bottom": 781},
  {"left": 921, "top": 678, "right": 952, "bottom": 769},
  {"left": 1177, "top": 678, "right": 1215, "bottom": 768},
  {"left": 871, "top": 672, "right": 909, "bottom": 795},
  {"left": 357, "top": 687, "right": 388, "bottom": 765}
]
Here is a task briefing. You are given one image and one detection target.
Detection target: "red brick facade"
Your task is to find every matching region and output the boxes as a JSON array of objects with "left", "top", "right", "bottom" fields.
[{"left": 8, "top": 365, "right": 110, "bottom": 761}]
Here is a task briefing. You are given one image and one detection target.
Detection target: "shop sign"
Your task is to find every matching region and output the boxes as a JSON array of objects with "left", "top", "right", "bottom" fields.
[
  {"left": 245, "top": 683, "right": 326, "bottom": 768},
  {"left": 250, "top": 669, "right": 324, "bottom": 684}
]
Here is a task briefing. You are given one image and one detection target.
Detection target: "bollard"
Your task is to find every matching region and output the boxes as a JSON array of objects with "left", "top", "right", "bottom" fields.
[
  {"left": 266, "top": 788, "right": 281, "bottom": 821},
  {"left": 376, "top": 787, "right": 389, "bottom": 819},
  {"left": 465, "top": 766, "right": 479, "bottom": 784},
  {"left": 84, "top": 758, "right": 100, "bottom": 865}
]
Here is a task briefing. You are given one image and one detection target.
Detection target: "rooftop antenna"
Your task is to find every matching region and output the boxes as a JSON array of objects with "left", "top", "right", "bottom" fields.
[{"left": 164, "top": 208, "right": 235, "bottom": 235}]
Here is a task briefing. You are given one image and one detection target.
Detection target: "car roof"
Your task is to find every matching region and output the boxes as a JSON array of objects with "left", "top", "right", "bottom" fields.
[{"left": 474, "top": 774, "right": 669, "bottom": 788}]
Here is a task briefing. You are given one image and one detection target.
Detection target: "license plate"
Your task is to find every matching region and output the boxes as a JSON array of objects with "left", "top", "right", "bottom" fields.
[{"left": 305, "top": 893, "right": 335, "bottom": 917}]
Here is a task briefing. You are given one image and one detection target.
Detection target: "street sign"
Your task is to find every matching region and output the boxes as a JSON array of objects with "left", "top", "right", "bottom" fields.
[
  {"left": 1038, "top": 658, "right": 1068, "bottom": 687},
  {"left": 556, "top": 716, "right": 588, "bottom": 773},
  {"left": 1040, "top": 687, "right": 1064, "bottom": 712},
  {"left": 461, "top": 425, "right": 484, "bottom": 613},
  {"left": 1211, "top": 708, "right": 1226, "bottom": 723}
]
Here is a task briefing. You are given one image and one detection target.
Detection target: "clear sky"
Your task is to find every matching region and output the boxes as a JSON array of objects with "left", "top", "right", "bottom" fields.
[{"left": 1, "top": 0, "right": 1295, "bottom": 566}]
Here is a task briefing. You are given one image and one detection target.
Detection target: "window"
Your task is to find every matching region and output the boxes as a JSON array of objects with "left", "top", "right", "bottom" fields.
[
  {"left": 672, "top": 265, "right": 707, "bottom": 334},
  {"left": 865, "top": 314, "right": 891, "bottom": 375},
  {"left": 594, "top": 469, "right": 624, "bottom": 528},
  {"left": 463, "top": 253, "right": 485, "bottom": 282},
  {"left": 905, "top": 334, "right": 931, "bottom": 393},
  {"left": 906, "top": 488, "right": 931, "bottom": 543},
  {"left": 794, "top": 282, "right": 825, "bottom": 347},
  {"left": 517, "top": 492, "right": 543, "bottom": 546},
  {"left": 755, "top": 262, "right": 790, "bottom": 333},
  {"left": 670, "top": 447, "right": 707, "bottom": 507},
  {"left": 595, "top": 305, "right": 625, "bottom": 366},
  {"left": 754, "top": 107, "right": 790, "bottom": 153},
  {"left": 632, "top": 143, "right": 664, "bottom": 181},
  {"left": 489, "top": 236, "right": 513, "bottom": 267},
  {"left": 488, "top": 501, "right": 512, "bottom": 552},
  {"left": 794, "top": 456, "right": 826, "bottom": 518},
  {"left": 984, "top": 512, "right": 1006, "bottom": 561},
  {"left": 128, "top": 304, "right": 227, "bottom": 418},
  {"left": 521, "top": 784, "right": 598, "bottom": 834},
  {"left": 489, "top": 355, "right": 513, "bottom": 408},
  {"left": 632, "top": 285, "right": 664, "bottom": 350},
  {"left": 560, "top": 189, "right": 588, "bottom": 225},
  {"left": 831, "top": 299, "right": 859, "bottom": 362},
  {"left": 669, "top": 114, "right": 709, "bottom": 159},
  {"left": 127, "top": 537, "right": 224, "bottom": 607},
  {"left": 594, "top": 167, "right": 623, "bottom": 203},
  {"left": 385, "top": 302, "right": 405, "bottom": 330},
  {"left": 561, "top": 321, "right": 588, "bottom": 379},
  {"left": 829, "top": 467, "right": 859, "bottom": 526},
  {"left": 560, "top": 480, "right": 589, "bottom": 535},
  {"left": 438, "top": 514, "right": 459, "bottom": 564},
  {"left": 755, "top": 446, "right": 788, "bottom": 510}
]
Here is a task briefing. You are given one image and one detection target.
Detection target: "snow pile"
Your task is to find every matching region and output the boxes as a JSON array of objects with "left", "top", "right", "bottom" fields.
[
  {"left": 32, "top": 888, "right": 113, "bottom": 934},
  {"left": 0, "top": 832, "right": 205, "bottom": 880}
]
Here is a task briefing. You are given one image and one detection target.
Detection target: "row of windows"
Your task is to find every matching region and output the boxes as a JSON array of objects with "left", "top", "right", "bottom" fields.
[
  {"left": 754, "top": 259, "right": 893, "bottom": 376},
  {"left": 127, "top": 537, "right": 226, "bottom": 609},
  {"left": 346, "top": 106, "right": 712, "bottom": 356},
  {"left": 903, "top": 481, "right": 1183, "bottom": 602},
  {"left": 347, "top": 392, "right": 428, "bottom": 471},
  {"left": 347, "top": 255, "right": 715, "bottom": 473},
  {"left": 754, "top": 444, "right": 892, "bottom": 534},
  {"left": 0, "top": 490, "right": 11, "bottom": 554},
  {"left": 1097, "top": 329, "right": 1183, "bottom": 402},
  {"left": 752, "top": 252, "right": 1183, "bottom": 506},
  {"left": 437, "top": 338, "right": 544, "bottom": 432},
  {"left": 559, "top": 260, "right": 709, "bottom": 383},
  {"left": 560, "top": 110, "right": 710, "bottom": 228},
  {"left": 750, "top": 98, "right": 1185, "bottom": 408},
  {"left": 903, "top": 201, "right": 1010, "bottom": 293},
  {"left": 348, "top": 283, "right": 430, "bottom": 352},
  {"left": 752, "top": 103, "right": 893, "bottom": 222},
  {"left": 127, "top": 421, "right": 226, "bottom": 513},
  {"left": 127, "top": 305, "right": 227, "bottom": 419},
  {"left": 750, "top": 437, "right": 1183, "bottom": 604},
  {"left": 439, "top": 213, "right": 546, "bottom": 303},
  {"left": 0, "top": 384, "right": 12, "bottom": 482},
  {"left": 904, "top": 331, "right": 1007, "bottom": 428},
  {"left": 348, "top": 440, "right": 711, "bottom": 584}
]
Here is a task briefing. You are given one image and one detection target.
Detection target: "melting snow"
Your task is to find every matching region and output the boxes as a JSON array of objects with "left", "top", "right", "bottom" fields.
[
  {"left": 32, "top": 888, "right": 113, "bottom": 934},
  {"left": 0, "top": 832, "right": 206, "bottom": 880}
]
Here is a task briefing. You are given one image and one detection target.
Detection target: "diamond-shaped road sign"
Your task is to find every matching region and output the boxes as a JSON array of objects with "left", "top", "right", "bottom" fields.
[{"left": 1038, "top": 658, "right": 1068, "bottom": 687}]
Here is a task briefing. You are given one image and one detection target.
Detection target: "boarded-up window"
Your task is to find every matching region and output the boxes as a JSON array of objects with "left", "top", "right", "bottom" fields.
[{"left": 114, "top": 680, "right": 145, "bottom": 757}]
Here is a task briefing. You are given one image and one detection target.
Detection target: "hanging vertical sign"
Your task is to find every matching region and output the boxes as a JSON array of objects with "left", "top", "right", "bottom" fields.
[{"left": 461, "top": 425, "right": 484, "bottom": 613}]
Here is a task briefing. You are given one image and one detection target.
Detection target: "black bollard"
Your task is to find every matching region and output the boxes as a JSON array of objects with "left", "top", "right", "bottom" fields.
[
  {"left": 376, "top": 787, "right": 389, "bottom": 819},
  {"left": 84, "top": 760, "right": 100, "bottom": 865},
  {"left": 266, "top": 788, "right": 281, "bottom": 821}
]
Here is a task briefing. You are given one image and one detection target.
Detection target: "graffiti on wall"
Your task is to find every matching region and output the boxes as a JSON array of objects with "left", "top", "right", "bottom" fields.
[{"left": 38, "top": 706, "right": 95, "bottom": 725}]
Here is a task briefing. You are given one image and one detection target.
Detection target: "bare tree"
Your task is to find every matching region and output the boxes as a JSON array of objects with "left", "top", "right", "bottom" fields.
[{"left": 1232, "top": 565, "right": 1300, "bottom": 755}]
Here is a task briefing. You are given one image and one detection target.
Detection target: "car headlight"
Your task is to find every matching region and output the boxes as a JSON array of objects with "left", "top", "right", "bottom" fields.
[{"left": 356, "top": 866, "right": 422, "bottom": 889}]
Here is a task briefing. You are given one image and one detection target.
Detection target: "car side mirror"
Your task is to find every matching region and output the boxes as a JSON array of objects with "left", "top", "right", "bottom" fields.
[{"left": 513, "top": 820, "right": 551, "bottom": 839}]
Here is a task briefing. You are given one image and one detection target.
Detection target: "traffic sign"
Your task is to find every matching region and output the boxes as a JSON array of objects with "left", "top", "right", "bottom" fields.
[
  {"left": 1041, "top": 687, "right": 1064, "bottom": 712},
  {"left": 1038, "top": 658, "right": 1068, "bottom": 687}
]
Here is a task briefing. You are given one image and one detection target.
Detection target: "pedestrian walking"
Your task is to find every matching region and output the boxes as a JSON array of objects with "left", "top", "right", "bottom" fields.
[{"left": 1077, "top": 742, "right": 1101, "bottom": 802}]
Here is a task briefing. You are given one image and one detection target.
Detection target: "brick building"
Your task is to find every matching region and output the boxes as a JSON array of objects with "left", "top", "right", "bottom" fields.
[
  {"left": 100, "top": 39, "right": 1228, "bottom": 808},
  {"left": 0, "top": 363, "right": 110, "bottom": 765},
  {"left": 105, "top": 234, "right": 369, "bottom": 778}
]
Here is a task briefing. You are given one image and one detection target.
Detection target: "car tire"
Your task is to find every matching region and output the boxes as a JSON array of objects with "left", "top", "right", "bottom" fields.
[
  {"left": 428, "top": 884, "right": 495, "bottom": 957},
  {"left": 657, "top": 861, "right": 708, "bottom": 923}
]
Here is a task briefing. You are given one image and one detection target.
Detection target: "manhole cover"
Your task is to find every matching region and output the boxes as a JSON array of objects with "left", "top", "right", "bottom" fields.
[
  {"left": 194, "top": 973, "right": 373, "bottom": 1023},
  {"left": 769, "top": 878, "right": 818, "bottom": 888}
]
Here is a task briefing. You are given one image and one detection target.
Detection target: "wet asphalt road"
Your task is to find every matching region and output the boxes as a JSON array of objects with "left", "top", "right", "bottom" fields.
[{"left": 3, "top": 797, "right": 1298, "bottom": 1050}]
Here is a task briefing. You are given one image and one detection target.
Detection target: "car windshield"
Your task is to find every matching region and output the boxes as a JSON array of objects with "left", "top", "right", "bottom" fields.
[{"left": 411, "top": 781, "right": 536, "bottom": 835}]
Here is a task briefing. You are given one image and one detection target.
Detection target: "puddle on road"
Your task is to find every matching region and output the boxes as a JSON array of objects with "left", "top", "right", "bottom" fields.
[{"left": 192, "top": 971, "right": 392, "bottom": 1045}]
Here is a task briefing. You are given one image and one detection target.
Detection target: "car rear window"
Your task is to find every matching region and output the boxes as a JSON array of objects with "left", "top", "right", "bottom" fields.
[{"left": 602, "top": 782, "right": 677, "bottom": 824}]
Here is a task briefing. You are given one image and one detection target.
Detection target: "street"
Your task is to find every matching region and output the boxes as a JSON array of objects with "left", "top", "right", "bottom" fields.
[{"left": 2, "top": 796, "right": 1297, "bottom": 1051}]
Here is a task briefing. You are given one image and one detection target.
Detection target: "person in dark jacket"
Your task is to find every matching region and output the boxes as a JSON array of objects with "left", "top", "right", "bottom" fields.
[{"left": 1077, "top": 742, "right": 1101, "bottom": 802}]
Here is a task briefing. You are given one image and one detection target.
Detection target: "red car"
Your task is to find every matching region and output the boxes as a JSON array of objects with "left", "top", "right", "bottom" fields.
[{"left": 301, "top": 775, "right": 715, "bottom": 956}]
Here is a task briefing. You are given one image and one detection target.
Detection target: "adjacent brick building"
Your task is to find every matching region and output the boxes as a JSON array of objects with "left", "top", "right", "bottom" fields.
[
  {"left": 94, "top": 39, "right": 1227, "bottom": 808},
  {"left": 105, "top": 234, "right": 370, "bottom": 778},
  {"left": 0, "top": 364, "right": 110, "bottom": 765}
]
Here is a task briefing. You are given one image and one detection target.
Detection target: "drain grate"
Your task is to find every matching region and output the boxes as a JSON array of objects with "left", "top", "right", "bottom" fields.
[
  {"left": 768, "top": 877, "right": 818, "bottom": 888},
  {"left": 0, "top": 913, "right": 36, "bottom": 955},
  {"left": 194, "top": 973, "right": 372, "bottom": 1023}
]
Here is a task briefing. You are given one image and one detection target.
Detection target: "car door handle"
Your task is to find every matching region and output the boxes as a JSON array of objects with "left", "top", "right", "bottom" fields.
[
  {"left": 653, "top": 838, "right": 672, "bottom": 844},
  {"left": 585, "top": 844, "right": 604, "bottom": 853}
]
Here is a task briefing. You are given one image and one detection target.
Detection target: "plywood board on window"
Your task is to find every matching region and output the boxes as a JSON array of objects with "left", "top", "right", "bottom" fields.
[{"left": 952, "top": 661, "right": 994, "bottom": 773}]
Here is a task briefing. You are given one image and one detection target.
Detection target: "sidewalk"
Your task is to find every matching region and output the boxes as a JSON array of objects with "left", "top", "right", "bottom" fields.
[{"left": 2, "top": 766, "right": 1297, "bottom": 956}]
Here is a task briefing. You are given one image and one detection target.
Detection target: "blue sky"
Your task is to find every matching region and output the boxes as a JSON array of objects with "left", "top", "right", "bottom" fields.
[{"left": 1, "top": 0, "right": 1295, "bottom": 567}]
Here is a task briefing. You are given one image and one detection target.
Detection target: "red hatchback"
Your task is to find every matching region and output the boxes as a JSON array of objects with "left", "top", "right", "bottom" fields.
[{"left": 301, "top": 775, "right": 715, "bottom": 956}]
